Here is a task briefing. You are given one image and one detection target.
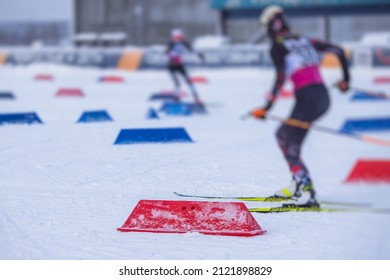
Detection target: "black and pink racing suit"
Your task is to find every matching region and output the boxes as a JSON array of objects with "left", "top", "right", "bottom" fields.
[{"left": 267, "top": 35, "right": 350, "bottom": 183}]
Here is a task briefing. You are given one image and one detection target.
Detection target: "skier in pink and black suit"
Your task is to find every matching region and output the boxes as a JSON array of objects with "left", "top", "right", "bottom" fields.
[
  {"left": 250, "top": 5, "right": 350, "bottom": 207},
  {"left": 166, "top": 29, "right": 202, "bottom": 104}
]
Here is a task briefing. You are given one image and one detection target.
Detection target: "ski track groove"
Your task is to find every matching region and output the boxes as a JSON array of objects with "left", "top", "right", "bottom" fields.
[
  {"left": 28, "top": 159, "right": 69, "bottom": 186},
  {"left": 0, "top": 209, "right": 49, "bottom": 259}
]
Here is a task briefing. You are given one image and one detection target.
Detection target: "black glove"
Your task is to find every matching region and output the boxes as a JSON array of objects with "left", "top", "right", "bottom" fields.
[{"left": 336, "top": 80, "right": 349, "bottom": 93}]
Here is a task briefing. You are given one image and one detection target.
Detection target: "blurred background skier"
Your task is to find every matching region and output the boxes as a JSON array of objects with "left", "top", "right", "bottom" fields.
[
  {"left": 250, "top": 5, "right": 350, "bottom": 207},
  {"left": 166, "top": 28, "right": 203, "bottom": 104}
]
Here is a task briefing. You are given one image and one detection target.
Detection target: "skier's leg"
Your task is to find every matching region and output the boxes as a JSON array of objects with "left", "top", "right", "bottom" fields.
[
  {"left": 179, "top": 65, "right": 201, "bottom": 102},
  {"left": 273, "top": 85, "right": 329, "bottom": 205},
  {"left": 169, "top": 66, "right": 181, "bottom": 95},
  {"left": 276, "top": 125, "right": 309, "bottom": 182},
  {"left": 277, "top": 84, "right": 330, "bottom": 184}
]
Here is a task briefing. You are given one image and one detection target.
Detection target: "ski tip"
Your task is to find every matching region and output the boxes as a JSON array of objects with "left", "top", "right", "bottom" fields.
[
  {"left": 249, "top": 206, "right": 390, "bottom": 214},
  {"left": 173, "top": 191, "right": 188, "bottom": 197}
]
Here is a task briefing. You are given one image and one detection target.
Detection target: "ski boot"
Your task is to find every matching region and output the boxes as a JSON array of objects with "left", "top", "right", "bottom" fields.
[{"left": 275, "top": 177, "right": 320, "bottom": 207}]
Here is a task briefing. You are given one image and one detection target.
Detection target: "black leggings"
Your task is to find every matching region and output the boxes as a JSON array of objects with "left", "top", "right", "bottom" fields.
[
  {"left": 168, "top": 64, "right": 199, "bottom": 100},
  {"left": 169, "top": 64, "right": 190, "bottom": 86},
  {"left": 276, "top": 84, "right": 330, "bottom": 182}
]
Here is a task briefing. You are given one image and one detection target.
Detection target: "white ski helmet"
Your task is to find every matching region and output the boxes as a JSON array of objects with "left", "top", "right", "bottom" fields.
[
  {"left": 171, "top": 28, "right": 183, "bottom": 38},
  {"left": 259, "top": 5, "right": 284, "bottom": 27}
]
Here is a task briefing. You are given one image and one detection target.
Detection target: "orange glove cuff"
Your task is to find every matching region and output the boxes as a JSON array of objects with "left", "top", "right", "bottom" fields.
[{"left": 251, "top": 108, "right": 267, "bottom": 119}]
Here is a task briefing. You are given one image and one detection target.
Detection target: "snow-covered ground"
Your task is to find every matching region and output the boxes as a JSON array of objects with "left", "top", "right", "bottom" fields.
[{"left": 0, "top": 64, "right": 390, "bottom": 260}]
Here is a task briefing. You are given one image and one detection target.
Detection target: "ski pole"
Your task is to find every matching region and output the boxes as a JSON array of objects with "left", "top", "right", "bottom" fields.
[
  {"left": 242, "top": 112, "right": 390, "bottom": 147},
  {"left": 241, "top": 112, "right": 252, "bottom": 121},
  {"left": 267, "top": 114, "right": 390, "bottom": 147}
]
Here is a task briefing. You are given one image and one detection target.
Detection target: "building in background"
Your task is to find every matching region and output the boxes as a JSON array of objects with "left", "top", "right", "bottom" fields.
[
  {"left": 74, "top": 0, "right": 390, "bottom": 47},
  {"left": 74, "top": 0, "right": 218, "bottom": 46},
  {"left": 1, "top": 0, "right": 389, "bottom": 47},
  {"left": 212, "top": 0, "right": 390, "bottom": 43},
  {"left": 0, "top": 0, "right": 71, "bottom": 46}
]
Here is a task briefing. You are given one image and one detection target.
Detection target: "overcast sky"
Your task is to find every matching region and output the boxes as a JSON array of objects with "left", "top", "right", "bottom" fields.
[{"left": 0, "top": 0, "right": 72, "bottom": 22}]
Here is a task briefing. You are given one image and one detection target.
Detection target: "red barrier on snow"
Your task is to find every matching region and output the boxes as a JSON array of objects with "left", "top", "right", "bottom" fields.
[
  {"left": 118, "top": 200, "right": 266, "bottom": 236},
  {"left": 34, "top": 74, "right": 54, "bottom": 81},
  {"left": 345, "top": 160, "right": 390, "bottom": 183},
  {"left": 279, "top": 89, "right": 294, "bottom": 98},
  {"left": 373, "top": 77, "right": 390, "bottom": 84},
  {"left": 55, "top": 88, "right": 84, "bottom": 97},
  {"left": 99, "top": 76, "right": 125, "bottom": 83},
  {"left": 190, "top": 76, "right": 208, "bottom": 84},
  {"left": 266, "top": 89, "right": 293, "bottom": 99}
]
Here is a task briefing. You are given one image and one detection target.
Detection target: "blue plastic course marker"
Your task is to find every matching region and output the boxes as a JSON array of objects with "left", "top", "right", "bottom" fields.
[
  {"left": 160, "top": 102, "right": 207, "bottom": 115},
  {"left": 146, "top": 108, "right": 159, "bottom": 119},
  {"left": 77, "top": 110, "right": 113, "bottom": 123},
  {"left": 341, "top": 117, "right": 390, "bottom": 133},
  {"left": 0, "top": 92, "right": 15, "bottom": 100},
  {"left": 114, "top": 127, "right": 193, "bottom": 144},
  {"left": 160, "top": 102, "right": 192, "bottom": 116},
  {"left": 350, "top": 91, "right": 388, "bottom": 101},
  {"left": 0, "top": 112, "right": 43, "bottom": 125}
]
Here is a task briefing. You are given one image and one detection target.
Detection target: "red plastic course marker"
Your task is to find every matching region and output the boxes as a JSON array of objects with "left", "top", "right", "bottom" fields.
[
  {"left": 345, "top": 159, "right": 390, "bottom": 183},
  {"left": 56, "top": 88, "right": 84, "bottom": 97},
  {"left": 266, "top": 89, "right": 293, "bottom": 100},
  {"left": 34, "top": 74, "right": 54, "bottom": 81},
  {"left": 190, "top": 76, "right": 208, "bottom": 84},
  {"left": 279, "top": 89, "right": 293, "bottom": 98},
  {"left": 118, "top": 200, "right": 266, "bottom": 236},
  {"left": 99, "top": 76, "right": 125, "bottom": 83},
  {"left": 373, "top": 77, "right": 390, "bottom": 84}
]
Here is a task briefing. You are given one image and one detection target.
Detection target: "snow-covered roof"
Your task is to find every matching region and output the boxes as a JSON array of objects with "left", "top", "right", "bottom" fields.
[
  {"left": 360, "top": 32, "right": 390, "bottom": 46},
  {"left": 193, "top": 35, "right": 230, "bottom": 49},
  {"left": 73, "top": 33, "right": 99, "bottom": 42},
  {"left": 99, "top": 32, "right": 128, "bottom": 42}
]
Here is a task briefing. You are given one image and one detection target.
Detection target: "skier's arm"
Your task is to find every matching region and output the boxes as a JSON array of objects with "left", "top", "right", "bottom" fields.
[
  {"left": 251, "top": 44, "right": 286, "bottom": 119},
  {"left": 184, "top": 40, "right": 205, "bottom": 62},
  {"left": 266, "top": 45, "right": 287, "bottom": 110},
  {"left": 311, "top": 39, "right": 350, "bottom": 89},
  {"left": 183, "top": 40, "right": 193, "bottom": 52},
  {"left": 165, "top": 42, "right": 174, "bottom": 54}
]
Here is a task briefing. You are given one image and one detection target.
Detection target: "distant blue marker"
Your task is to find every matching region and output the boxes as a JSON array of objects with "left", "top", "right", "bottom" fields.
[
  {"left": 114, "top": 127, "right": 193, "bottom": 144},
  {"left": 0, "top": 112, "right": 43, "bottom": 125},
  {"left": 146, "top": 108, "right": 159, "bottom": 119},
  {"left": 0, "top": 92, "right": 15, "bottom": 100},
  {"left": 350, "top": 91, "right": 388, "bottom": 101},
  {"left": 159, "top": 102, "right": 192, "bottom": 116},
  {"left": 160, "top": 102, "right": 207, "bottom": 115},
  {"left": 77, "top": 110, "right": 113, "bottom": 123},
  {"left": 341, "top": 117, "right": 390, "bottom": 133}
]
